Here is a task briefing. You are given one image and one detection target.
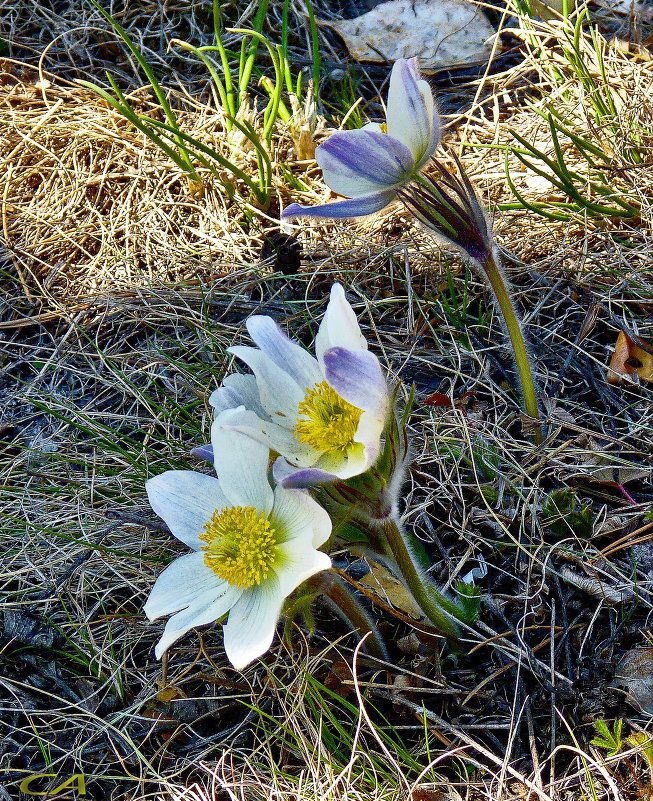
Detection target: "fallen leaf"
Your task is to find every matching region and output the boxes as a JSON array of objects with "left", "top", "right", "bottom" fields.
[
  {"left": 568, "top": 439, "right": 652, "bottom": 486},
  {"left": 359, "top": 560, "right": 424, "bottom": 620},
  {"left": 612, "top": 647, "right": 653, "bottom": 715},
  {"left": 607, "top": 330, "right": 653, "bottom": 385},
  {"left": 316, "top": 0, "right": 495, "bottom": 72}
]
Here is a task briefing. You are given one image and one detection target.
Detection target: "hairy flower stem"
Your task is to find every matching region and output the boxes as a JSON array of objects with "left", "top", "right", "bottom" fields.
[
  {"left": 477, "top": 251, "right": 542, "bottom": 445},
  {"left": 380, "top": 518, "right": 460, "bottom": 644},
  {"left": 306, "top": 573, "right": 388, "bottom": 660}
]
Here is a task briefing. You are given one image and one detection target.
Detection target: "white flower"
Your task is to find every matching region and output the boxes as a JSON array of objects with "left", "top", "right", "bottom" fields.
[
  {"left": 282, "top": 58, "right": 440, "bottom": 221},
  {"left": 209, "top": 284, "right": 390, "bottom": 487},
  {"left": 144, "top": 415, "right": 332, "bottom": 670}
]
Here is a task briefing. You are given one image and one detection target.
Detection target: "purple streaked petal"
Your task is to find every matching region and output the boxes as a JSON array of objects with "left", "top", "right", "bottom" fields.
[
  {"left": 323, "top": 347, "right": 389, "bottom": 418},
  {"left": 317, "top": 129, "right": 415, "bottom": 197},
  {"left": 272, "top": 457, "right": 338, "bottom": 488},
  {"left": 190, "top": 443, "right": 214, "bottom": 464},
  {"left": 386, "top": 58, "right": 440, "bottom": 170},
  {"left": 282, "top": 190, "right": 396, "bottom": 222},
  {"left": 246, "top": 316, "right": 322, "bottom": 392}
]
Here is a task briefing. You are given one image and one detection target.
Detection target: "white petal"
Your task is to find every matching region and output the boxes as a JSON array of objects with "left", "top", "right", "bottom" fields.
[
  {"left": 209, "top": 373, "right": 266, "bottom": 419},
  {"left": 314, "top": 442, "right": 367, "bottom": 481},
  {"left": 215, "top": 409, "right": 318, "bottom": 468},
  {"left": 246, "top": 316, "right": 322, "bottom": 392},
  {"left": 270, "top": 484, "right": 332, "bottom": 549},
  {"left": 275, "top": 542, "right": 332, "bottom": 598},
  {"left": 146, "top": 471, "right": 228, "bottom": 551},
  {"left": 353, "top": 409, "right": 385, "bottom": 466},
  {"left": 229, "top": 345, "right": 305, "bottom": 422},
  {"left": 144, "top": 551, "right": 225, "bottom": 620},
  {"left": 223, "top": 578, "right": 285, "bottom": 670},
  {"left": 317, "top": 129, "right": 415, "bottom": 197},
  {"left": 315, "top": 284, "right": 367, "bottom": 368},
  {"left": 386, "top": 58, "right": 440, "bottom": 169},
  {"left": 154, "top": 579, "right": 242, "bottom": 659},
  {"left": 210, "top": 408, "right": 274, "bottom": 514}
]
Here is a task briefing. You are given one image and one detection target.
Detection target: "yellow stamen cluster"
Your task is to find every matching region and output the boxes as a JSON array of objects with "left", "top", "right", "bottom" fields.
[
  {"left": 199, "top": 506, "right": 277, "bottom": 589},
  {"left": 294, "top": 381, "right": 362, "bottom": 455}
]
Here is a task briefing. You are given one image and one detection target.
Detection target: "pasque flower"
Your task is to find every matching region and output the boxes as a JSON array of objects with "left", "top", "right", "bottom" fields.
[
  {"left": 144, "top": 411, "right": 331, "bottom": 669},
  {"left": 282, "top": 58, "right": 440, "bottom": 221},
  {"left": 281, "top": 58, "right": 543, "bottom": 441},
  {"left": 209, "top": 284, "right": 390, "bottom": 487}
]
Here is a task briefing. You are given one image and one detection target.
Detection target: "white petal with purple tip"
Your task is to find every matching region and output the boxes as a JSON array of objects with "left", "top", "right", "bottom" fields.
[
  {"left": 273, "top": 458, "right": 339, "bottom": 489},
  {"left": 315, "top": 283, "right": 367, "bottom": 366},
  {"left": 323, "top": 347, "right": 389, "bottom": 416}
]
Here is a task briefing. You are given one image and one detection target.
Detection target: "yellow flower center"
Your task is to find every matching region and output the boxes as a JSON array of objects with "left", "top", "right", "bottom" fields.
[
  {"left": 294, "top": 381, "right": 362, "bottom": 455},
  {"left": 199, "top": 506, "right": 277, "bottom": 589}
]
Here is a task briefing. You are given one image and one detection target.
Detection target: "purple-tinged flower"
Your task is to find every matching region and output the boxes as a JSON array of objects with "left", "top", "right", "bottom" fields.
[
  {"left": 209, "top": 284, "right": 390, "bottom": 487},
  {"left": 281, "top": 58, "right": 495, "bottom": 264},
  {"left": 282, "top": 58, "right": 440, "bottom": 221}
]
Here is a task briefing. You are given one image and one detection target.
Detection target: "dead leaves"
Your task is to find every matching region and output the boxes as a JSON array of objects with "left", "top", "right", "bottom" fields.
[{"left": 607, "top": 330, "right": 653, "bottom": 385}]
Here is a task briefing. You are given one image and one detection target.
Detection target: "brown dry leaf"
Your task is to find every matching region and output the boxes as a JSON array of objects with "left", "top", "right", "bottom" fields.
[
  {"left": 607, "top": 330, "right": 653, "bottom": 385},
  {"left": 568, "top": 439, "right": 652, "bottom": 485},
  {"left": 358, "top": 560, "right": 424, "bottom": 620},
  {"left": 613, "top": 648, "right": 653, "bottom": 715},
  {"left": 316, "top": 0, "right": 495, "bottom": 71}
]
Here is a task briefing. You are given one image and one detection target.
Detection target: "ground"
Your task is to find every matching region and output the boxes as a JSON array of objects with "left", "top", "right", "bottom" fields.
[{"left": 0, "top": 0, "right": 652, "bottom": 799}]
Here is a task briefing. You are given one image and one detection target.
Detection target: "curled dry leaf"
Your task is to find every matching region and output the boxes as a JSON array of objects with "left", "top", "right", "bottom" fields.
[
  {"left": 607, "top": 330, "right": 653, "bottom": 385},
  {"left": 316, "top": 0, "right": 495, "bottom": 71}
]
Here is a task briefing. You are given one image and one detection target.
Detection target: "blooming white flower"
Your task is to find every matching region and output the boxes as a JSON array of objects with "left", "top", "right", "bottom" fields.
[
  {"left": 209, "top": 284, "right": 390, "bottom": 487},
  {"left": 281, "top": 58, "right": 440, "bottom": 221},
  {"left": 144, "top": 412, "right": 332, "bottom": 670}
]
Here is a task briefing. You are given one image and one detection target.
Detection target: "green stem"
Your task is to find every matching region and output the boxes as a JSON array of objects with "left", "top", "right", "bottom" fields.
[
  {"left": 478, "top": 251, "right": 543, "bottom": 444},
  {"left": 380, "top": 519, "right": 460, "bottom": 643},
  {"left": 307, "top": 573, "right": 388, "bottom": 660}
]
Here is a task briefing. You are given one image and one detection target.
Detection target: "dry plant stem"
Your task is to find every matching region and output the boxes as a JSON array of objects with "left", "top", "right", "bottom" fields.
[
  {"left": 477, "top": 251, "right": 542, "bottom": 444},
  {"left": 380, "top": 518, "right": 460, "bottom": 642}
]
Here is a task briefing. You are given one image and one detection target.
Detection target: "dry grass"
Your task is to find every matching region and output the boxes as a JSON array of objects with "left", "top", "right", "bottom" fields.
[{"left": 1, "top": 1, "right": 653, "bottom": 799}]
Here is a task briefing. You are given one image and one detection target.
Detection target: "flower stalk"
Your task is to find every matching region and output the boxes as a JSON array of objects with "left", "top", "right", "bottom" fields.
[
  {"left": 478, "top": 250, "right": 543, "bottom": 444},
  {"left": 379, "top": 517, "right": 460, "bottom": 643}
]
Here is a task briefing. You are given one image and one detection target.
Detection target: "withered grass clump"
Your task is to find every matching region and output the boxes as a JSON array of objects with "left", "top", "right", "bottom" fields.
[{"left": 0, "top": 59, "right": 272, "bottom": 297}]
